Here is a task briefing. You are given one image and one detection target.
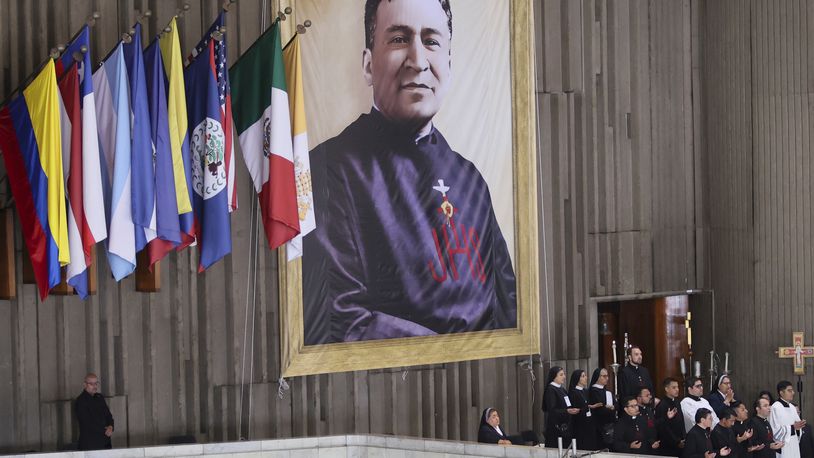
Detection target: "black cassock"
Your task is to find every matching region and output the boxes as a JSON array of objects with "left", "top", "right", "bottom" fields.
[
  {"left": 683, "top": 425, "right": 714, "bottom": 458},
  {"left": 618, "top": 364, "right": 655, "bottom": 399},
  {"left": 75, "top": 391, "right": 114, "bottom": 450},
  {"left": 731, "top": 420, "right": 752, "bottom": 458},
  {"left": 303, "top": 109, "right": 517, "bottom": 344},
  {"left": 655, "top": 396, "right": 686, "bottom": 457},
  {"left": 711, "top": 424, "right": 737, "bottom": 457},
  {"left": 750, "top": 415, "right": 778, "bottom": 458},
  {"left": 614, "top": 414, "right": 659, "bottom": 455}
]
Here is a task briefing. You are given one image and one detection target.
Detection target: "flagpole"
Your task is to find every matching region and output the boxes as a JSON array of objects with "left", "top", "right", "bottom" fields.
[
  {"left": 97, "top": 8, "right": 157, "bottom": 69},
  {"left": 0, "top": 11, "right": 100, "bottom": 110}
]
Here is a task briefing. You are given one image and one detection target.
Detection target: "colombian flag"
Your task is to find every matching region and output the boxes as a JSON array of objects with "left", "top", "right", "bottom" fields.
[{"left": 0, "top": 60, "right": 69, "bottom": 300}]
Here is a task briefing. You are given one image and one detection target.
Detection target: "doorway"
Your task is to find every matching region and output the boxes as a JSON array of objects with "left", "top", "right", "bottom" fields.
[{"left": 597, "top": 295, "right": 690, "bottom": 395}]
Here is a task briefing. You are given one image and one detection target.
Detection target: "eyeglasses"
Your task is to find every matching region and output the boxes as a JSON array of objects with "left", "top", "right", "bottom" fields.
[
  {"left": 625, "top": 404, "right": 639, "bottom": 409},
  {"left": 693, "top": 384, "right": 703, "bottom": 388}
]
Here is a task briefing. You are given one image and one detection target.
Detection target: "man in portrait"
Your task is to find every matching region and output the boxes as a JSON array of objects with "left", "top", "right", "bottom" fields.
[{"left": 302, "top": 0, "right": 517, "bottom": 344}]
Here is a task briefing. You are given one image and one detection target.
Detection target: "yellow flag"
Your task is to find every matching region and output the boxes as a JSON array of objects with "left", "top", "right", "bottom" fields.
[
  {"left": 159, "top": 17, "right": 192, "bottom": 214},
  {"left": 25, "top": 59, "right": 69, "bottom": 265}
]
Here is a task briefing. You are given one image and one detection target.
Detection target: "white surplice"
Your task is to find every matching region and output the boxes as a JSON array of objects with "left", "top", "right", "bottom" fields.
[
  {"left": 770, "top": 399, "right": 803, "bottom": 458},
  {"left": 680, "top": 395, "right": 720, "bottom": 433}
]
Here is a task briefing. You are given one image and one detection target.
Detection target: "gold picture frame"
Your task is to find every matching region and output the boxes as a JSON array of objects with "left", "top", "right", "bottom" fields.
[{"left": 279, "top": 0, "right": 539, "bottom": 377}]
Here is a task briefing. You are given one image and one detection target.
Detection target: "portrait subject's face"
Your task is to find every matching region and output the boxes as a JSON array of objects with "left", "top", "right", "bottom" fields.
[{"left": 363, "top": 0, "right": 451, "bottom": 131}]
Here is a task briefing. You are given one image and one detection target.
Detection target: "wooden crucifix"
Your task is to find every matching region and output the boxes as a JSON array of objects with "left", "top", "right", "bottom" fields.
[{"left": 777, "top": 332, "right": 814, "bottom": 375}]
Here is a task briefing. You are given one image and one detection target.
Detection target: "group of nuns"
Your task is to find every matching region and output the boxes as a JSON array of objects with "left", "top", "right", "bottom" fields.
[
  {"left": 542, "top": 366, "right": 616, "bottom": 450},
  {"left": 477, "top": 366, "right": 616, "bottom": 449}
]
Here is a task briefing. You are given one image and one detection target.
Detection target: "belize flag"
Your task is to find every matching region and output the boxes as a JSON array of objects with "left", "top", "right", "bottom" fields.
[
  {"left": 185, "top": 39, "right": 231, "bottom": 271},
  {"left": 0, "top": 60, "right": 69, "bottom": 300},
  {"left": 189, "top": 12, "right": 237, "bottom": 213}
]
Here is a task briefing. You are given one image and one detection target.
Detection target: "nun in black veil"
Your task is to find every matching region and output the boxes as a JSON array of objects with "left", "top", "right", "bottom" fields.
[
  {"left": 477, "top": 407, "right": 513, "bottom": 445},
  {"left": 543, "top": 366, "right": 581, "bottom": 448},
  {"left": 568, "top": 369, "right": 602, "bottom": 450},
  {"left": 589, "top": 368, "right": 617, "bottom": 447}
]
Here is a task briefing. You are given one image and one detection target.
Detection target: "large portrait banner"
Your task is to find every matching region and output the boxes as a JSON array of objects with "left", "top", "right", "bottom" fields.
[{"left": 280, "top": 0, "right": 539, "bottom": 376}]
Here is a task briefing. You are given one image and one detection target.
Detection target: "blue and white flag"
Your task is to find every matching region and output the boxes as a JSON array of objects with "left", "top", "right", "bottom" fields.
[
  {"left": 93, "top": 44, "right": 135, "bottom": 280},
  {"left": 123, "top": 23, "right": 157, "bottom": 253}
]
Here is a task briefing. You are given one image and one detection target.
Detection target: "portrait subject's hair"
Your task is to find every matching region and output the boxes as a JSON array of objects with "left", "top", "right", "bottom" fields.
[
  {"left": 364, "top": 0, "right": 453, "bottom": 50},
  {"left": 777, "top": 380, "right": 793, "bottom": 395}
]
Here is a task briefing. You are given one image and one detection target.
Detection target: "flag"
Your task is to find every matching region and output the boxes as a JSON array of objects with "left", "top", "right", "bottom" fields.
[
  {"left": 0, "top": 60, "right": 67, "bottom": 299},
  {"left": 55, "top": 25, "right": 107, "bottom": 254},
  {"left": 190, "top": 12, "right": 237, "bottom": 213},
  {"left": 55, "top": 26, "right": 107, "bottom": 297},
  {"left": 144, "top": 39, "right": 181, "bottom": 267},
  {"left": 56, "top": 64, "right": 91, "bottom": 297},
  {"left": 185, "top": 40, "right": 232, "bottom": 271},
  {"left": 93, "top": 44, "right": 136, "bottom": 280},
  {"left": 160, "top": 18, "right": 196, "bottom": 249},
  {"left": 231, "top": 22, "right": 299, "bottom": 249},
  {"left": 123, "top": 23, "right": 157, "bottom": 253},
  {"left": 282, "top": 35, "right": 315, "bottom": 261}
]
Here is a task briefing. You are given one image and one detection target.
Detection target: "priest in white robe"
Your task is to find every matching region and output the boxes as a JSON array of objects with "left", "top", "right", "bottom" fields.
[
  {"left": 770, "top": 380, "right": 806, "bottom": 458},
  {"left": 680, "top": 376, "right": 720, "bottom": 433}
]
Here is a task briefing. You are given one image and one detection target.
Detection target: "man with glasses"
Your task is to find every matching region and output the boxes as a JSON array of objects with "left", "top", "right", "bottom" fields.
[
  {"left": 613, "top": 396, "right": 661, "bottom": 454},
  {"left": 707, "top": 375, "right": 739, "bottom": 417},
  {"left": 75, "top": 373, "right": 114, "bottom": 450},
  {"left": 681, "top": 376, "right": 720, "bottom": 433}
]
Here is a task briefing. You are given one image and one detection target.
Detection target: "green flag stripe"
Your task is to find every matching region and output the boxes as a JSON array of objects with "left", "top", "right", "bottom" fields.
[{"left": 230, "top": 21, "right": 288, "bottom": 134}]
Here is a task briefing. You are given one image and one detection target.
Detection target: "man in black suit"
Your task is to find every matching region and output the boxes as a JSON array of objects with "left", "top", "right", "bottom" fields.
[{"left": 75, "top": 373, "right": 114, "bottom": 450}]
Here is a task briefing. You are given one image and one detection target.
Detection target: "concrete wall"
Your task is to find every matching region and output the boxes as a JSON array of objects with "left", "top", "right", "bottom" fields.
[{"left": 0, "top": 0, "right": 708, "bottom": 453}]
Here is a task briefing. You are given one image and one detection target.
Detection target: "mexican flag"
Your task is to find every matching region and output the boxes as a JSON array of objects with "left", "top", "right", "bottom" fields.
[{"left": 230, "top": 21, "right": 300, "bottom": 248}]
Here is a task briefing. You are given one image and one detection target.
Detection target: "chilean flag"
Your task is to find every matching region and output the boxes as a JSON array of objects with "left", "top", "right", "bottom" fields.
[
  {"left": 55, "top": 26, "right": 107, "bottom": 296},
  {"left": 184, "top": 40, "right": 232, "bottom": 271},
  {"left": 56, "top": 64, "right": 90, "bottom": 297}
]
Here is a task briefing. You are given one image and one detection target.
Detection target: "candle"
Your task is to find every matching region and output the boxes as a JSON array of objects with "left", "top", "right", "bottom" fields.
[
  {"left": 572, "top": 438, "right": 578, "bottom": 455},
  {"left": 724, "top": 352, "right": 729, "bottom": 373},
  {"left": 612, "top": 340, "right": 618, "bottom": 364},
  {"left": 694, "top": 361, "right": 701, "bottom": 377},
  {"left": 680, "top": 358, "right": 686, "bottom": 375},
  {"left": 558, "top": 436, "right": 563, "bottom": 454},
  {"left": 687, "top": 327, "right": 692, "bottom": 347}
]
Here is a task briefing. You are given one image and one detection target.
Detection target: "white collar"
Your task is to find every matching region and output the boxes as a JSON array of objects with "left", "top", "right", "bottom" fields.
[
  {"left": 549, "top": 382, "right": 562, "bottom": 388},
  {"left": 575, "top": 386, "right": 584, "bottom": 391},
  {"left": 592, "top": 384, "right": 605, "bottom": 389}
]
